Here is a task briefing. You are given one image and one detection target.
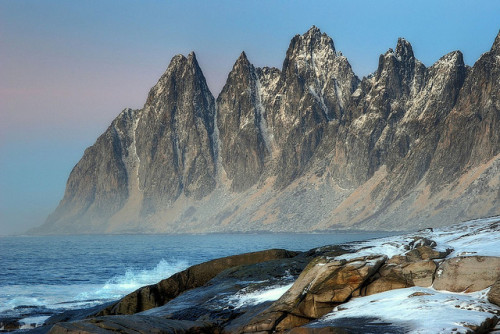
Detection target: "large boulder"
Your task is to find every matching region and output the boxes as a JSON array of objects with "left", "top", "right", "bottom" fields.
[
  {"left": 363, "top": 258, "right": 437, "bottom": 296},
  {"left": 361, "top": 245, "right": 445, "bottom": 296},
  {"left": 97, "top": 249, "right": 298, "bottom": 316},
  {"left": 433, "top": 256, "right": 500, "bottom": 292},
  {"left": 241, "top": 255, "right": 386, "bottom": 333},
  {"left": 487, "top": 279, "right": 500, "bottom": 306}
]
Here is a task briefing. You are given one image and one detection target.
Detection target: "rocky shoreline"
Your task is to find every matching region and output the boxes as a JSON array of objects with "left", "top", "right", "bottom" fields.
[{"left": 6, "top": 217, "right": 500, "bottom": 333}]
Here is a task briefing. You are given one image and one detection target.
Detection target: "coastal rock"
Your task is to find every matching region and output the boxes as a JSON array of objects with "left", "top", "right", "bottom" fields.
[
  {"left": 433, "top": 256, "right": 500, "bottom": 292},
  {"left": 97, "top": 249, "right": 298, "bottom": 315},
  {"left": 139, "top": 254, "right": 313, "bottom": 332},
  {"left": 0, "top": 318, "right": 21, "bottom": 331},
  {"left": 241, "top": 255, "right": 386, "bottom": 332},
  {"left": 360, "top": 243, "right": 451, "bottom": 296},
  {"left": 47, "top": 315, "right": 214, "bottom": 334},
  {"left": 488, "top": 279, "right": 500, "bottom": 306},
  {"left": 363, "top": 254, "right": 437, "bottom": 296},
  {"left": 404, "top": 245, "right": 450, "bottom": 262}
]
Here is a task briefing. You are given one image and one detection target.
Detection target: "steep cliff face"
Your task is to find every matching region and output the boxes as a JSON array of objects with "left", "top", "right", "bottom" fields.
[
  {"left": 135, "top": 52, "right": 216, "bottom": 212},
  {"left": 430, "top": 35, "right": 500, "bottom": 185},
  {"left": 41, "top": 52, "right": 217, "bottom": 233},
  {"left": 36, "top": 28, "right": 500, "bottom": 234},
  {"left": 216, "top": 52, "right": 273, "bottom": 192},
  {"left": 272, "top": 27, "right": 359, "bottom": 188}
]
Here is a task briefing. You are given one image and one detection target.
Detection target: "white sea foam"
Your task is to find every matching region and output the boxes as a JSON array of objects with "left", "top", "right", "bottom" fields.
[
  {"left": 0, "top": 259, "right": 188, "bottom": 316},
  {"left": 19, "top": 316, "right": 51, "bottom": 329},
  {"left": 78, "top": 259, "right": 188, "bottom": 301},
  {"left": 227, "top": 283, "right": 293, "bottom": 308}
]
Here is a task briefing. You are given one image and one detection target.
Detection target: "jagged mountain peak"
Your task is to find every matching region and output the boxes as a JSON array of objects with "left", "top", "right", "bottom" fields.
[
  {"left": 433, "top": 50, "right": 464, "bottom": 69},
  {"left": 491, "top": 29, "right": 500, "bottom": 53},
  {"left": 238, "top": 50, "right": 248, "bottom": 59},
  {"left": 380, "top": 38, "right": 415, "bottom": 63},
  {"left": 39, "top": 28, "right": 500, "bottom": 235},
  {"left": 284, "top": 26, "right": 336, "bottom": 68},
  {"left": 395, "top": 37, "right": 414, "bottom": 60},
  {"left": 303, "top": 25, "right": 327, "bottom": 40},
  {"left": 222, "top": 52, "right": 255, "bottom": 91},
  {"left": 374, "top": 37, "right": 425, "bottom": 97},
  {"left": 146, "top": 52, "right": 210, "bottom": 107},
  {"left": 187, "top": 51, "right": 198, "bottom": 64},
  {"left": 165, "top": 52, "right": 202, "bottom": 74},
  {"left": 234, "top": 51, "right": 251, "bottom": 67}
]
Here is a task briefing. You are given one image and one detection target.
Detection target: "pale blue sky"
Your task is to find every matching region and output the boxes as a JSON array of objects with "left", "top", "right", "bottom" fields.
[{"left": 1, "top": 0, "right": 499, "bottom": 235}]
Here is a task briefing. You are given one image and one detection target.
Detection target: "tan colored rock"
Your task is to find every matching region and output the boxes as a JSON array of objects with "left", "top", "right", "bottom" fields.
[
  {"left": 402, "top": 260, "right": 437, "bottom": 287},
  {"left": 364, "top": 255, "right": 437, "bottom": 296},
  {"left": 97, "top": 249, "right": 297, "bottom": 315},
  {"left": 386, "top": 255, "right": 408, "bottom": 265},
  {"left": 487, "top": 279, "right": 500, "bottom": 306},
  {"left": 433, "top": 256, "right": 500, "bottom": 292},
  {"left": 241, "top": 255, "right": 386, "bottom": 333},
  {"left": 364, "top": 276, "right": 409, "bottom": 295},
  {"left": 405, "top": 245, "right": 450, "bottom": 262}
]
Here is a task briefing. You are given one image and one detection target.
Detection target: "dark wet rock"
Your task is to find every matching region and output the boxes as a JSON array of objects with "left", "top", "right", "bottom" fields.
[
  {"left": 407, "top": 237, "right": 437, "bottom": 250},
  {"left": 0, "top": 318, "right": 21, "bottom": 331},
  {"left": 289, "top": 317, "right": 409, "bottom": 334},
  {"left": 44, "top": 302, "right": 116, "bottom": 328},
  {"left": 464, "top": 316, "right": 499, "bottom": 334},
  {"left": 140, "top": 255, "right": 310, "bottom": 328},
  {"left": 47, "top": 315, "right": 216, "bottom": 334},
  {"left": 433, "top": 256, "right": 500, "bottom": 292},
  {"left": 97, "top": 249, "right": 298, "bottom": 316}
]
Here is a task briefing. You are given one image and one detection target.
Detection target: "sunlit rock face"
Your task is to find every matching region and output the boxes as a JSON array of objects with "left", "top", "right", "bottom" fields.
[{"left": 37, "top": 28, "right": 500, "bottom": 234}]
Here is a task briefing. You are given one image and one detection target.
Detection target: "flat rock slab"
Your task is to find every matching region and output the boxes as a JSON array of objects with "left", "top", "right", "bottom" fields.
[
  {"left": 47, "top": 315, "right": 212, "bottom": 334},
  {"left": 433, "top": 256, "right": 500, "bottom": 292},
  {"left": 98, "top": 249, "right": 298, "bottom": 315},
  {"left": 289, "top": 317, "right": 408, "bottom": 334}
]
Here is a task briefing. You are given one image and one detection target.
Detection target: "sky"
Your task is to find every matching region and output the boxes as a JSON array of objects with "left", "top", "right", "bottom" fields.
[{"left": 1, "top": 0, "right": 499, "bottom": 235}]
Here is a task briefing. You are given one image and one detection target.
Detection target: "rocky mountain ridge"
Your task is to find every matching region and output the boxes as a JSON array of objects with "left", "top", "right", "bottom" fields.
[{"left": 34, "top": 26, "right": 500, "bottom": 234}]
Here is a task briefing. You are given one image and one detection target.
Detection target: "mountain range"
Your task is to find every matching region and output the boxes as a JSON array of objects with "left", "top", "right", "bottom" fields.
[{"left": 32, "top": 26, "right": 500, "bottom": 234}]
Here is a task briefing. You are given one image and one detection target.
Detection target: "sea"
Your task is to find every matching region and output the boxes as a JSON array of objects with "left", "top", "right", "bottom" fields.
[{"left": 0, "top": 232, "right": 396, "bottom": 330}]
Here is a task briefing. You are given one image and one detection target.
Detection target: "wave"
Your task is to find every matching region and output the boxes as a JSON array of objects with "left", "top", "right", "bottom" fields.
[
  {"left": 78, "top": 259, "right": 189, "bottom": 301},
  {"left": 0, "top": 259, "right": 189, "bottom": 318},
  {"left": 227, "top": 283, "right": 293, "bottom": 309}
]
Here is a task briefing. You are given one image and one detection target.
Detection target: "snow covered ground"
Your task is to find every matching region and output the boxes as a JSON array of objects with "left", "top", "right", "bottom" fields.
[
  {"left": 335, "top": 215, "right": 500, "bottom": 261},
  {"left": 308, "top": 216, "right": 500, "bottom": 333},
  {"left": 313, "top": 287, "right": 499, "bottom": 333}
]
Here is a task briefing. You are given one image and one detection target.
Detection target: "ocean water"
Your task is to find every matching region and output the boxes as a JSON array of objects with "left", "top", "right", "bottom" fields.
[{"left": 0, "top": 232, "right": 395, "bottom": 328}]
